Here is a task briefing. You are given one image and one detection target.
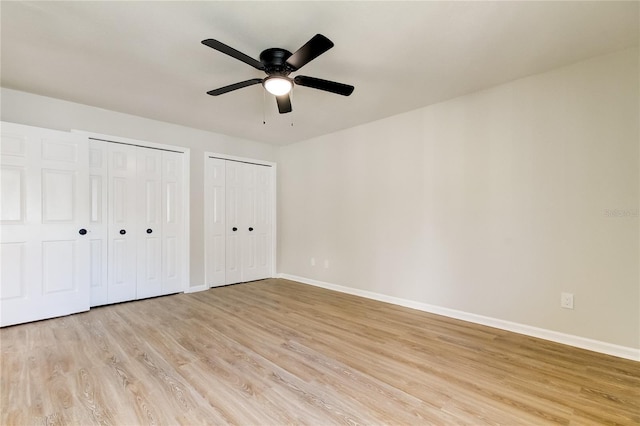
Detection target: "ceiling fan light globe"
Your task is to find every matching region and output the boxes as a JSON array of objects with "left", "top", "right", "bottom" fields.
[{"left": 263, "top": 77, "right": 293, "bottom": 96}]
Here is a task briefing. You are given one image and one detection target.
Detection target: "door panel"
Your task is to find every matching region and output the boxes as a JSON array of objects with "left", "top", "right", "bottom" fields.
[
  {"left": 0, "top": 242, "right": 26, "bottom": 299},
  {"left": 89, "top": 239, "right": 104, "bottom": 292},
  {"left": 42, "top": 240, "right": 76, "bottom": 293},
  {"left": 143, "top": 238, "right": 161, "bottom": 278},
  {"left": 161, "top": 150, "right": 183, "bottom": 294},
  {"left": 107, "top": 143, "right": 137, "bottom": 304},
  {"left": 1, "top": 122, "right": 89, "bottom": 327},
  {"left": 242, "top": 163, "right": 272, "bottom": 282},
  {"left": 88, "top": 140, "right": 108, "bottom": 306},
  {"left": 225, "top": 161, "right": 243, "bottom": 284},
  {"left": 136, "top": 148, "right": 162, "bottom": 299},
  {"left": 0, "top": 134, "right": 27, "bottom": 157},
  {"left": 42, "top": 169, "right": 76, "bottom": 222},
  {"left": 205, "top": 158, "right": 226, "bottom": 287},
  {"left": 90, "top": 176, "right": 103, "bottom": 222},
  {"left": 42, "top": 139, "right": 78, "bottom": 163},
  {"left": 0, "top": 166, "right": 25, "bottom": 222},
  {"left": 164, "top": 236, "right": 177, "bottom": 280}
]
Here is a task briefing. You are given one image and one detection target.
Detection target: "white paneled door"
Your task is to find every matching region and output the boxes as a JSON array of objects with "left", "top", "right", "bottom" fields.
[
  {"left": 88, "top": 141, "right": 108, "bottom": 306},
  {"left": 161, "top": 150, "right": 184, "bottom": 295},
  {"left": 136, "top": 147, "right": 163, "bottom": 299},
  {"left": 225, "top": 160, "right": 244, "bottom": 285},
  {"left": 89, "top": 139, "right": 186, "bottom": 306},
  {"left": 106, "top": 142, "right": 138, "bottom": 304},
  {"left": 205, "top": 157, "right": 273, "bottom": 287},
  {"left": 242, "top": 162, "right": 272, "bottom": 282},
  {"left": 1, "top": 122, "right": 90, "bottom": 327},
  {"left": 204, "top": 158, "right": 226, "bottom": 287}
]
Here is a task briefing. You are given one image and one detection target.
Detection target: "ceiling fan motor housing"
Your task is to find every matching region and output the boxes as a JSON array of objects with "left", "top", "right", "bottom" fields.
[{"left": 260, "top": 48, "right": 293, "bottom": 76}]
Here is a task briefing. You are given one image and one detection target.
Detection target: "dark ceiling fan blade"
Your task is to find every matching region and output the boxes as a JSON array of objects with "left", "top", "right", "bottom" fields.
[
  {"left": 294, "top": 76, "right": 354, "bottom": 96},
  {"left": 207, "top": 78, "right": 263, "bottom": 96},
  {"left": 285, "top": 34, "right": 334, "bottom": 71},
  {"left": 202, "top": 39, "right": 265, "bottom": 70},
  {"left": 276, "top": 94, "right": 292, "bottom": 114}
]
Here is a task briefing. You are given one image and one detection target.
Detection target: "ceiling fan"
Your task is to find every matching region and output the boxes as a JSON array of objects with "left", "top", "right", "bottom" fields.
[{"left": 201, "top": 34, "right": 354, "bottom": 114}]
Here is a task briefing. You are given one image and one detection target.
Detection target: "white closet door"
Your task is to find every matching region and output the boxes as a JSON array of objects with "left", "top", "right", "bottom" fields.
[
  {"left": 205, "top": 157, "right": 274, "bottom": 287},
  {"left": 1, "top": 122, "right": 90, "bottom": 327},
  {"left": 88, "top": 140, "right": 109, "bottom": 306},
  {"left": 107, "top": 143, "right": 137, "bottom": 303},
  {"left": 225, "top": 161, "right": 243, "bottom": 285},
  {"left": 205, "top": 158, "right": 226, "bottom": 287},
  {"left": 136, "top": 148, "right": 163, "bottom": 299},
  {"left": 161, "top": 150, "right": 183, "bottom": 294},
  {"left": 242, "top": 163, "right": 272, "bottom": 282}
]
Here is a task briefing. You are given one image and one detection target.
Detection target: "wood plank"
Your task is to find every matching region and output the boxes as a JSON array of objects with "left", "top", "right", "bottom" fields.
[{"left": 1, "top": 278, "right": 638, "bottom": 424}]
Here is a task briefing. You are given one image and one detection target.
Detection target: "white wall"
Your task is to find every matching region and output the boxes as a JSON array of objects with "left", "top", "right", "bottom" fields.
[
  {"left": 0, "top": 88, "right": 278, "bottom": 288},
  {"left": 278, "top": 48, "right": 639, "bottom": 351}
]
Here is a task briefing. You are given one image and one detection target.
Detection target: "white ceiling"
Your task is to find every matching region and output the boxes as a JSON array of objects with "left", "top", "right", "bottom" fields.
[{"left": 1, "top": 1, "right": 638, "bottom": 146}]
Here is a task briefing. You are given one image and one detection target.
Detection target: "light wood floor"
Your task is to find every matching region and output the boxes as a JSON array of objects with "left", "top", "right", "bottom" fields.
[{"left": 1, "top": 278, "right": 638, "bottom": 425}]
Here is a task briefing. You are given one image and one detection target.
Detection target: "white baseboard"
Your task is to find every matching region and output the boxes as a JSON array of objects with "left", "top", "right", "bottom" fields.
[
  {"left": 184, "top": 284, "right": 208, "bottom": 294},
  {"left": 278, "top": 273, "right": 640, "bottom": 362}
]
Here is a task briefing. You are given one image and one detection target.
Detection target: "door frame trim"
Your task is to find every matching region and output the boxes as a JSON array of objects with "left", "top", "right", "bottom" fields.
[
  {"left": 204, "top": 152, "right": 277, "bottom": 289},
  {"left": 73, "top": 130, "right": 191, "bottom": 294}
]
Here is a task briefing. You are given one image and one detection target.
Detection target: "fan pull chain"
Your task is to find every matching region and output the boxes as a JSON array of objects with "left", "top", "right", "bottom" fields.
[
  {"left": 262, "top": 89, "right": 266, "bottom": 125},
  {"left": 290, "top": 88, "right": 294, "bottom": 127}
]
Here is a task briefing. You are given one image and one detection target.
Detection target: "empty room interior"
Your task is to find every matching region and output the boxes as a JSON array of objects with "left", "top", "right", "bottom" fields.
[{"left": 1, "top": 1, "right": 639, "bottom": 424}]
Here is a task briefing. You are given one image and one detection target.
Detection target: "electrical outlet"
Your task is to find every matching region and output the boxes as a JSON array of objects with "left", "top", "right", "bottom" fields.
[
  {"left": 323, "top": 259, "right": 329, "bottom": 269},
  {"left": 310, "top": 257, "right": 316, "bottom": 267},
  {"left": 560, "top": 292, "right": 574, "bottom": 309}
]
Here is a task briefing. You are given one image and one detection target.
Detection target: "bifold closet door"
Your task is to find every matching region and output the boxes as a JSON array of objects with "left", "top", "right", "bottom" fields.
[
  {"left": 90, "top": 140, "right": 185, "bottom": 305},
  {"left": 1, "top": 122, "right": 90, "bottom": 326},
  {"left": 206, "top": 158, "right": 272, "bottom": 286}
]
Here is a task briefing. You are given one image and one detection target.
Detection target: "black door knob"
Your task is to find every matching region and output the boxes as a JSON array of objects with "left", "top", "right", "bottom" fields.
[
  {"left": 232, "top": 227, "right": 237, "bottom": 232},
  {"left": 146, "top": 228, "right": 153, "bottom": 234},
  {"left": 248, "top": 227, "right": 254, "bottom": 232},
  {"left": 79, "top": 229, "right": 87, "bottom": 235},
  {"left": 120, "top": 229, "right": 126, "bottom": 235}
]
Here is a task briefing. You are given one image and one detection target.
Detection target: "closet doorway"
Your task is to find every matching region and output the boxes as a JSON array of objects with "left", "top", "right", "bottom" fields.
[
  {"left": 80, "top": 132, "right": 190, "bottom": 307},
  {"left": 204, "top": 154, "right": 275, "bottom": 287}
]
